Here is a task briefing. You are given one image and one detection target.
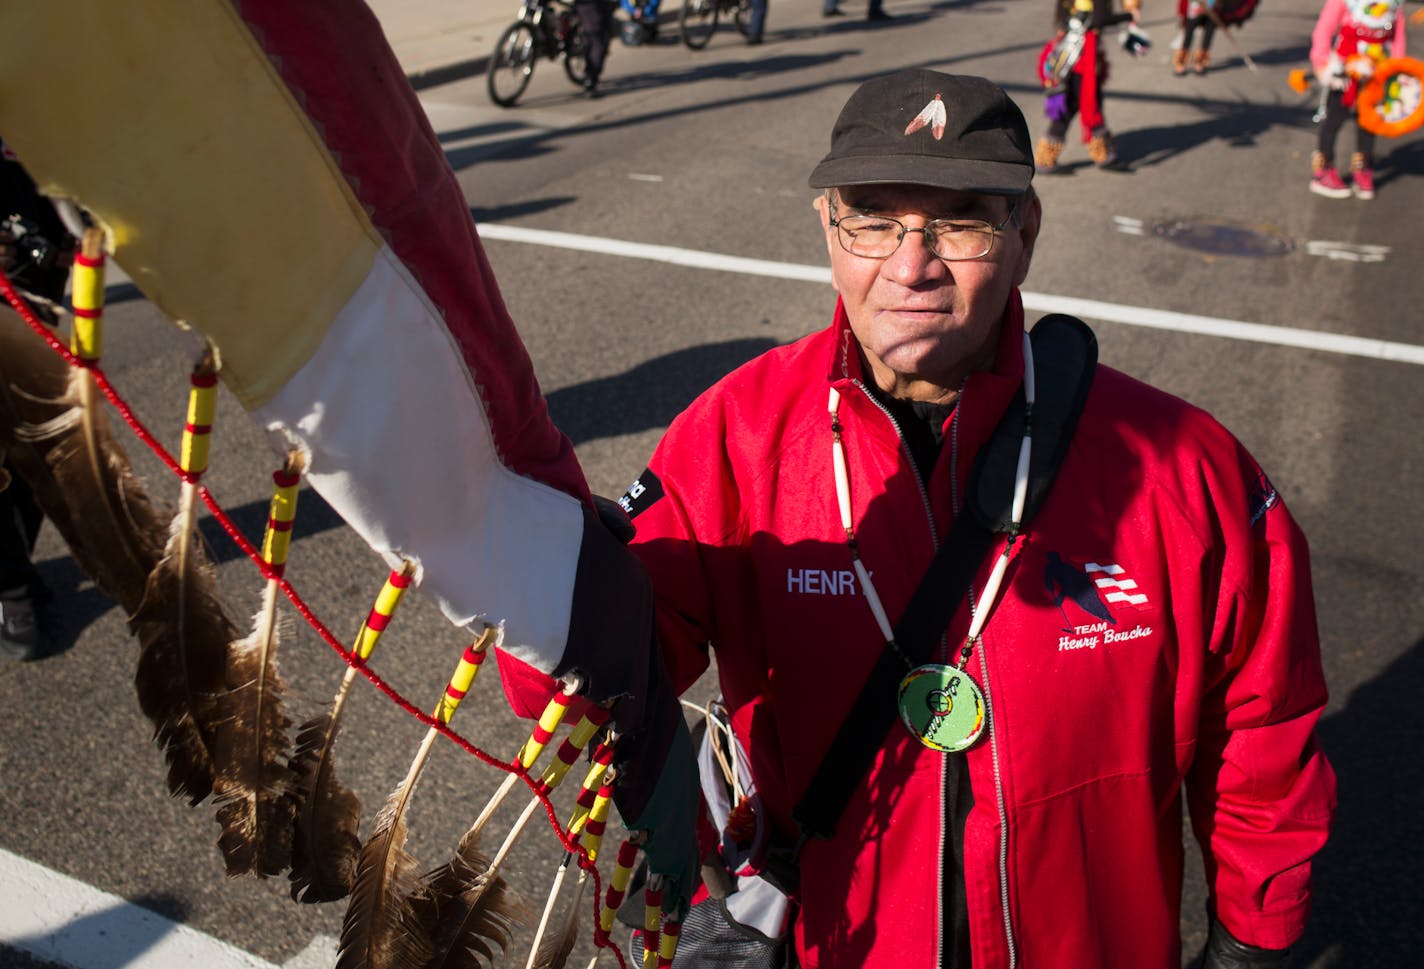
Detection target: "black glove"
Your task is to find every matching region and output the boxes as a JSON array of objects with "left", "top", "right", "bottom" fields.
[
  {"left": 555, "top": 496, "right": 699, "bottom": 917},
  {"left": 592, "top": 493, "right": 637, "bottom": 543},
  {"left": 615, "top": 692, "right": 699, "bottom": 918},
  {"left": 1203, "top": 918, "right": 1292, "bottom": 969}
]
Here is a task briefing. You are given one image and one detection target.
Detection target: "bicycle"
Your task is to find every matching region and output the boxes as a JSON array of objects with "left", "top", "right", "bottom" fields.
[
  {"left": 487, "top": 0, "right": 591, "bottom": 107},
  {"left": 678, "top": 0, "right": 752, "bottom": 50}
]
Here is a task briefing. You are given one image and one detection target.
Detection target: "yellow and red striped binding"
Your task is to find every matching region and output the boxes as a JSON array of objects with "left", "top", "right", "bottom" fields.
[
  {"left": 69, "top": 245, "right": 104, "bottom": 362},
  {"left": 657, "top": 918, "right": 681, "bottom": 969},
  {"left": 179, "top": 367, "right": 218, "bottom": 479},
  {"left": 432, "top": 630, "right": 494, "bottom": 724},
  {"left": 596, "top": 839, "right": 640, "bottom": 943},
  {"left": 642, "top": 883, "right": 663, "bottom": 969},
  {"left": 351, "top": 564, "right": 413, "bottom": 663},
  {"left": 566, "top": 739, "right": 617, "bottom": 836},
  {"left": 533, "top": 705, "right": 611, "bottom": 797},
  {"left": 516, "top": 688, "right": 576, "bottom": 769},
  {"left": 260, "top": 460, "right": 302, "bottom": 577}
]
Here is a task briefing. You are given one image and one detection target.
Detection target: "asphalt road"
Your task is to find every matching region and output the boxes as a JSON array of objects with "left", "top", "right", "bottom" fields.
[{"left": 3, "top": 1, "right": 1422, "bottom": 967}]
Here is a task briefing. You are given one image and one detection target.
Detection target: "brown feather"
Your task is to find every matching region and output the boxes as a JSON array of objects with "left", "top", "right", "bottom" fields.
[
  {"left": 212, "top": 581, "right": 299, "bottom": 877},
  {"left": 289, "top": 562, "right": 417, "bottom": 903},
  {"left": 419, "top": 825, "right": 530, "bottom": 969},
  {"left": 131, "top": 347, "right": 235, "bottom": 805},
  {"left": 336, "top": 746, "right": 440, "bottom": 969},
  {"left": 0, "top": 308, "right": 168, "bottom": 611},
  {"left": 0, "top": 308, "right": 229, "bottom": 804},
  {"left": 287, "top": 684, "right": 363, "bottom": 903},
  {"left": 129, "top": 491, "right": 236, "bottom": 804},
  {"left": 532, "top": 860, "right": 586, "bottom": 969}
]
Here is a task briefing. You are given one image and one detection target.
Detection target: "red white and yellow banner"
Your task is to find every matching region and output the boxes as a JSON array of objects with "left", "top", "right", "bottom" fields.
[{"left": 0, "top": 1, "right": 602, "bottom": 686}]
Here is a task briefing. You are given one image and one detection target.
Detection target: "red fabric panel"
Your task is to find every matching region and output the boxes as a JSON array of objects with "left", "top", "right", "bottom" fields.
[
  {"left": 1075, "top": 29, "right": 1104, "bottom": 140},
  {"left": 234, "top": 0, "right": 590, "bottom": 505}
]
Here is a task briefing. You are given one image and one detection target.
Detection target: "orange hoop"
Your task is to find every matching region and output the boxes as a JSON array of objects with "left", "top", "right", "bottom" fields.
[{"left": 1357, "top": 56, "right": 1424, "bottom": 137}]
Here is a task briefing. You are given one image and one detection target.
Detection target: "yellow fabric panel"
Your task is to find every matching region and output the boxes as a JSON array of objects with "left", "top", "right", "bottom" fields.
[{"left": 0, "top": 1, "right": 380, "bottom": 409}]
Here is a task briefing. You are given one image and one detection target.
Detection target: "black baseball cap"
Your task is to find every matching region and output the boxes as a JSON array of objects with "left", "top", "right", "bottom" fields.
[{"left": 808, "top": 69, "right": 1034, "bottom": 196}]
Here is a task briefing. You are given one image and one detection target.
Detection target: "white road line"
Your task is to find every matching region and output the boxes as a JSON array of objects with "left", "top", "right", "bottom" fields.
[
  {"left": 0, "top": 847, "right": 292, "bottom": 969},
  {"left": 477, "top": 223, "right": 1424, "bottom": 367},
  {"left": 479, "top": 223, "right": 830, "bottom": 282},
  {"left": 1306, "top": 240, "right": 1391, "bottom": 263},
  {"left": 1019, "top": 292, "right": 1424, "bottom": 366}
]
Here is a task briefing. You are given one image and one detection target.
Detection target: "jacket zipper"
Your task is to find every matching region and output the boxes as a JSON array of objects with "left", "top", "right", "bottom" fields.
[
  {"left": 852, "top": 379, "right": 939, "bottom": 540},
  {"left": 849, "top": 377, "right": 1021, "bottom": 966},
  {"left": 954, "top": 392, "right": 1020, "bottom": 969},
  {"left": 982, "top": 627, "right": 1017, "bottom": 968},
  {"left": 855, "top": 379, "right": 974, "bottom": 969}
]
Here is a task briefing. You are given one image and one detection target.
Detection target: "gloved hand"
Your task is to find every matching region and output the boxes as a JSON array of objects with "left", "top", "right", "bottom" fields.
[
  {"left": 1202, "top": 918, "right": 1291, "bottom": 969},
  {"left": 558, "top": 496, "right": 700, "bottom": 917},
  {"left": 615, "top": 693, "right": 700, "bottom": 917}
]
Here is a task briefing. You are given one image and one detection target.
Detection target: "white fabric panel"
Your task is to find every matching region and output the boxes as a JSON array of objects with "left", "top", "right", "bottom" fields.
[{"left": 253, "top": 245, "right": 583, "bottom": 672}]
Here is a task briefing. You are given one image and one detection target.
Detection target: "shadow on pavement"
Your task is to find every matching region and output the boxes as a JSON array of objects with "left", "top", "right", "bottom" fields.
[
  {"left": 546, "top": 335, "right": 778, "bottom": 444},
  {"left": 1290, "top": 635, "right": 1424, "bottom": 968},
  {"left": 2, "top": 894, "right": 190, "bottom": 969},
  {"left": 35, "top": 487, "right": 347, "bottom": 656},
  {"left": 472, "top": 197, "right": 578, "bottom": 223}
]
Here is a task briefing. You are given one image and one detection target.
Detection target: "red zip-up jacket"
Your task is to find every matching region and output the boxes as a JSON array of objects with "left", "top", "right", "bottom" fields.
[{"left": 623, "top": 291, "right": 1336, "bottom": 968}]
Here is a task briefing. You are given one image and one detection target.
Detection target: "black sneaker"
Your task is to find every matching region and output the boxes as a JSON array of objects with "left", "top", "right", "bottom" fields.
[{"left": 0, "top": 589, "right": 45, "bottom": 661}]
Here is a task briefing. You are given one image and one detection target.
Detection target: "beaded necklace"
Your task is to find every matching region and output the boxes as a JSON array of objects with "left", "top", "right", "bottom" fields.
[{"left": 827, "top": 331, "right": 1035, "bottom": 752}]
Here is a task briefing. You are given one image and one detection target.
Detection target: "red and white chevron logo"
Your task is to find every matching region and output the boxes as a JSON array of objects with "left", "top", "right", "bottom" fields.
[{"left": 1085, "top": 562, "right": 1149, "bottom": 606}]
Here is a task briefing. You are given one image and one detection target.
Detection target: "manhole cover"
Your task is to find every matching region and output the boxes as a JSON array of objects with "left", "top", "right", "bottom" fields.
[{"left": 1152, "top": 220, "right": 1295, "bottom": 258}]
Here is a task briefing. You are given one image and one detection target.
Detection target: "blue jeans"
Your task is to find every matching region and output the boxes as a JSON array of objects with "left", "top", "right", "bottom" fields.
[{"left": 748, "top": 0, "right": 768, "bottom": 37}]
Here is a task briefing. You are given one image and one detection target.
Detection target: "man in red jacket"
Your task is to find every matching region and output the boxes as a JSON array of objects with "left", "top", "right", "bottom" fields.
[{"left": 618, "top": 69, "right": 1335, "bottom": 968}]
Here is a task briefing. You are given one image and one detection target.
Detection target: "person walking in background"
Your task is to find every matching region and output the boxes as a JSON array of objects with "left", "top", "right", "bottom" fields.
[
  {"left": 1173, "top": 0, "right": 1261, "bottom": 75},
  {"left": 1175, "top": 0, "right": 1220, "bottom": 73},
  {"left": 823, "top": 0, "right": 893, "bottom": 21},
  {"left": 0, "top": 454, "right": 46, "bottom": 660},
  {"left": 1034, "top": 0, "right": 1143, "bottom": 172},
  {"left": 745, "top": 0, "right": 769, "bottom": 43},
  {"left": 575, "top": 0, "right": 615, "bottom": 96},
  {"left": 1307, "top": 0, "right": 1407, "bottom": 198},
  {"left": 0, "top": 146, "right": 75, "bottom": 660}
]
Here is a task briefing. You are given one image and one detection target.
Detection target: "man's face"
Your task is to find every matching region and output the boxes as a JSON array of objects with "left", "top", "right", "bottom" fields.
[{"left": 818, "top": 183, "right": 1040, "bottom": 402}]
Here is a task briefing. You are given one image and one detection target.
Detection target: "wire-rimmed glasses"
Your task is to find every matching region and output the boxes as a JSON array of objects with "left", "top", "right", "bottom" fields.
[{"left": 829, "top": 202, "right": 1020, "bottom": 262}]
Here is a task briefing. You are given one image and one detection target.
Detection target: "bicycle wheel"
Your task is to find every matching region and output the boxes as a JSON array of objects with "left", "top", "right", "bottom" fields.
[
  {"left": 560, "top": 13, "right": 589, "bottom": 86},
  {"left": 733, "top": 0, "right": 751, "bottom": 36},
  {"left": 487, "top": 22, "right": 538, "bottom": 107},
  {"left": 679, "top": 0, "right": 719, "bottom": 50}
]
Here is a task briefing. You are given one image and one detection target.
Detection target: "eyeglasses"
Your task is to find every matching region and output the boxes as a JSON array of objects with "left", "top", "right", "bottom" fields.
[{"left": 828, "top": 202, "right": 1019, "bottom": 262}]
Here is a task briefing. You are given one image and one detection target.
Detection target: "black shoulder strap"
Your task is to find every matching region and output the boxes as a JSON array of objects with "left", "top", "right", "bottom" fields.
[
  {"left": 970, "top": 313, "right": 1098, "bottom": 532},
  {"left": 787, "top": 315, "right": 1097, "bottom": 848}
]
